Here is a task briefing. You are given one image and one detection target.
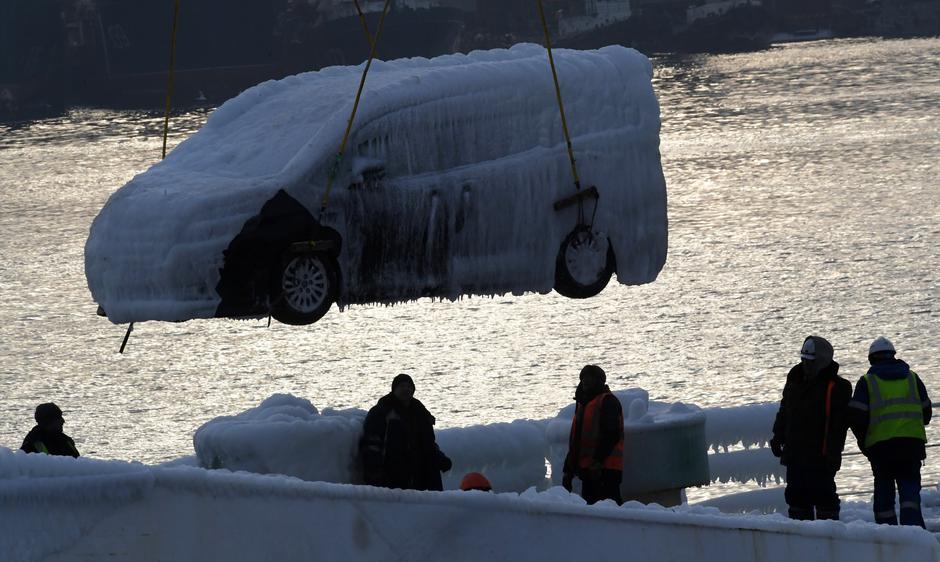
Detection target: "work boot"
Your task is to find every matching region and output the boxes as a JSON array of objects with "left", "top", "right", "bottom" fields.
[
  {"left": 874, "top": 509, "right": 898, "bottom": 525},
  {"left": 816, "top": 507, "right": 840, "bottom": 521},
  {"left": 788, "top": 506, "right": 815, "bottom": 521}
]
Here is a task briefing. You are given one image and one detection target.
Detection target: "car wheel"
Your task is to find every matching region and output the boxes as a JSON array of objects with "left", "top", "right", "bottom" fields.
[
  {"left": 554, "top": 226, "right": 615, "bottom": 299},
  {"left": 271, "top": 253, "right": 339, "bottom": 325}
]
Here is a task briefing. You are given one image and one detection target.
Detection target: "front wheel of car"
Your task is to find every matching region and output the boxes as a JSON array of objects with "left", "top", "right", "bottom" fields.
[
  {"left": 271, "top": 253, "right": 339, "bottom": 325},
  {"left": 554, "top": 226, "right": 616, "bottom": 299}
]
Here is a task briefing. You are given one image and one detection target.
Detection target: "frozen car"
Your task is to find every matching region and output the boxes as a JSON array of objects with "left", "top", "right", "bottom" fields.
[{"left": 85, "top": 44, "right": 667, "bottom": 326}]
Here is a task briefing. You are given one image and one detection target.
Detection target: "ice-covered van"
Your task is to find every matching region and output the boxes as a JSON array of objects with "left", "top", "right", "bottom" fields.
[{"left": 85, "top": 44, "right": 667, "bottom": 326}]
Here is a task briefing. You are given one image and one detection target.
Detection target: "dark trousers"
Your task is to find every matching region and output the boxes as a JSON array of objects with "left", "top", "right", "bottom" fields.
[
  {"left": 871, "top": 458, "right": 925, "bottom": 528},
  {"left": 784, "top": 466, "right": 840, "bottom": 520},
  {"left": 581, "top": 470, "right": 623, "bottom": 505}
]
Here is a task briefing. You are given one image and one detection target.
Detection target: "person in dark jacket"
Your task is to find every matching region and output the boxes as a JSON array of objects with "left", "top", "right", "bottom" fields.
[
  {"left": 21, "top": 402, "right": 80, "bottom": 457},
  {"left": 562, "top": 364, "right": 624, "bottom": 505},
  {"left": 770, "top": 336, "right": 851, "bottom": 520},
  {"left": 848, "top": 337, "right": 931, "bottom": 528},
  {"left": 359, "top": 374, "right": 452, "bottom": 491}
]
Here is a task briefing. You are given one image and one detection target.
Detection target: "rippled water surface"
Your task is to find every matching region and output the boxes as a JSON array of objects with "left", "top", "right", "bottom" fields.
[{"left": 1, "top": 38, "right": 938, "bottom": 502}]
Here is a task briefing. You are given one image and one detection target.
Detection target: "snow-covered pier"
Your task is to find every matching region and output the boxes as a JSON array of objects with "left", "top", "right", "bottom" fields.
[
  {"left": 2, "top": 390, "right": 938, "bottom": 561},
  {"left": 2, "top": 449, "right": 938, "bottom": 561}
]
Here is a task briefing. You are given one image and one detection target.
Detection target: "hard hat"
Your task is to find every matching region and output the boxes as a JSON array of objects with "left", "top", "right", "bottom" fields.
[
  {"left": 460, "top": 472, "right": 492, "bottom": 492},
  {"left": 800, "top": 338, "right": 816, "bottom": 360},
  {"left": 869, "top": 336, "right": 896, "bottom": 356}
]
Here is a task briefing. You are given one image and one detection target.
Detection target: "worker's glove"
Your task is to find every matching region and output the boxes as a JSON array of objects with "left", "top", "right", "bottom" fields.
[
  {"left": 562, "top": 473, "right": 573, "bottom": 492},
  {"left": 438, "top": 454, "right": 453, "bottom": 473},
  {"left": 769, "top": 438, "right": 783, "bottom": 458}
]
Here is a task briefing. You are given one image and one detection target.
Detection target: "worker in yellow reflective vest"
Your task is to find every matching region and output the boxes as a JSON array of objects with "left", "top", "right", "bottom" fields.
[
  {"left": 848, "top": 337, "right": 931, "bottom": 528},
  {"left": 562, "top": 365, "right": 624, "bottom": 505},
  {"left": 20, "top": 402, "right": 80, "bottom": 458}
]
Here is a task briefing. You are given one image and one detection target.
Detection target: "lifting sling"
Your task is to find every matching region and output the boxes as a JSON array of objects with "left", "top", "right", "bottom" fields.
[
  {"left": 318, "top": 0, "right": 393, "bottom": 222},
  {"left": 120, "top": 0, "right": 182, "bottom": 353},
  {"left": 536, "top": 0, "right": 597, "bottom": 228}
]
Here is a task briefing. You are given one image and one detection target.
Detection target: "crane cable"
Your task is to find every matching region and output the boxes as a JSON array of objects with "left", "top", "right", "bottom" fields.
[
  {"left": 536, "top": 0, "right": 585, "bottom": 226},
  {"left": 120, "top": 0, "right": 182, "bottom": 354},
  {"left": 353, "top": 0, "right": 376, "bottom": 49},
  {"left": 318, "top": 0, "right": 392, "bottom": 222}
]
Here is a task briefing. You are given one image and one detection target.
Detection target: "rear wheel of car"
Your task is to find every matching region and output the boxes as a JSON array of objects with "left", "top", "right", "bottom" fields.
[
  {"left": 271, "top": 253, "right": 339, "bottom": 325},
  {"left": 554, "top": 225, "right": 615, "bottom": 299}
]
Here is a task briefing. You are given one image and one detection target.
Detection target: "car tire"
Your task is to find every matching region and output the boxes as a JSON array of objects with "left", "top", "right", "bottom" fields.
[
  {"left": 270, "top": 252, "right": 339, "bottom": 325},
  {"left": 554, "top": 225, "right": 616, "bottom": 299}
]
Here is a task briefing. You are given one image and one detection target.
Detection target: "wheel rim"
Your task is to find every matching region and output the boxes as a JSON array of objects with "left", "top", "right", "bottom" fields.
[
  {"left": 281, "top": 255, "right": 330, "bottom": 314},
  {"left": 564, "top": 230, "right": 610, "bottom": 286}
]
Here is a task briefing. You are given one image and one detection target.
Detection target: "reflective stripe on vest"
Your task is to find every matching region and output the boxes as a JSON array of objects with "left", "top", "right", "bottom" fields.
[
  {"left": 35, "top": 441, "right": 49, "bottom": 454},
  {"left": 864, "top": 370, "right": 926, "bottom": 448},
  {"left": 572, "top": 392, "right": 624, "bottom": 471}
]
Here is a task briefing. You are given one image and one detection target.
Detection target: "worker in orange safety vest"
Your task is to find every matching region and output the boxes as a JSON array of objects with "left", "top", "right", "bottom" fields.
[{"left": 562, "top": 365, "right": 624, "bottom": 504}]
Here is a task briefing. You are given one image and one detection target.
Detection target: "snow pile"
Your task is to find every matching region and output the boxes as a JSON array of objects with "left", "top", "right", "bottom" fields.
[
  {"left": 2, "top": 451, "right": 938, "bottom": 562},
  {"left": 85, "top": 43, "right": 668, "bottom": 323},
  {"left": 194, "top": 394, "right": 550, "bottom": 491},
  {"left": 193, "top": 394, "right": 366, "bottom": 483}
]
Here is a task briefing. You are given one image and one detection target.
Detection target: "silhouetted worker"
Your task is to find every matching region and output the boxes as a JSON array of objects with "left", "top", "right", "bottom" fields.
[
  {"left": 848, "top": 337, "right": 931, "bottom": 528},
  {"left": 360, "top": 374, "right": 452, "bottom": 490},
  {"left": 770, "top": 336, "right": 851, "bottom": 520},
  {"left": 562, "top": 365, "right": 624, "bottom": 505},
  {"left": 460, "top": 471, "right": 493, "bottom": 492},
  {"left": 20, "top": 402, "right": 80, "bottom": 457}
]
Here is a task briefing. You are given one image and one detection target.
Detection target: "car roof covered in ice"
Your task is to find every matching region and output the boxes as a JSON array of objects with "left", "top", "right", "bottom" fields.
[{"left": 158, "top": 43, "right": 654, "bottom": 183}]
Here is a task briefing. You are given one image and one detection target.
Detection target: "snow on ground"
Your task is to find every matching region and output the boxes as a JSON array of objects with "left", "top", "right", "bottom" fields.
[
  {"left": 2, "top": 448, "right": 938, "bottom": 562},
  {"left": 4, "top": 393, "right": 939, "bottom": 560},
  {"left": 85, "top": 44, "right": 668, "bottom": 323}
]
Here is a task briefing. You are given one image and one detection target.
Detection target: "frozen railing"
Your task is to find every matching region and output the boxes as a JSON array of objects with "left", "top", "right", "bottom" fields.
[{"left": 701, "top": 403, "right": 783, "bottom": 486}]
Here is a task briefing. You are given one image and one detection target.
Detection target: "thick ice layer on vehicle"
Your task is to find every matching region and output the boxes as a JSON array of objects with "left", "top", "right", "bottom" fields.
[
  {"left": 85, "top": 43, "right": 668, "bottom": 323},
  {"left": 3, "top": 449, "right": 938, "bottom": 562}
]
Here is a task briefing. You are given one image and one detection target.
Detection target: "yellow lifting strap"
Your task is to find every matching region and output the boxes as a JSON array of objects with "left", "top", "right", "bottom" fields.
[
  {"left": 536, "top": 0, "right": 583, "bottom": 195},
  {"left": 161, "top": 0, "right": 182, "bottom": 160},
  {"left": 318, "top": 0, "right": 393, "bottom": 221},
  {"left": 353, "top": 0, "right": 376, "bottom": 49},
  {"left": 122, "top": 0, "right": 182, "bottom": 354}
]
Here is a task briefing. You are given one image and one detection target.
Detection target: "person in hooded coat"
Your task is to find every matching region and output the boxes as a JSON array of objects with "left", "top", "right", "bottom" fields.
[
  {"left": 21, "top": 402, "right": 80, "bottom": 457},
  {"left": 562, "top": 364, "right": 624, "bottom": 505},
  {"left": 359, "top": 374, "right": 452, "bottom": 491},
  {"left": 848, "top": 337, "right": 931, "bottom": 528},
  {"left": 770, "top": 336, "right": 852, "bottom": 520}
]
